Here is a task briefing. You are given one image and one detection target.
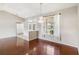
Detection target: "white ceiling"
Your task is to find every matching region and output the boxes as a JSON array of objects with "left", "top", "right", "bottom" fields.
[{"left": 0, "top": 3, "right": 78, "bottom": 18}]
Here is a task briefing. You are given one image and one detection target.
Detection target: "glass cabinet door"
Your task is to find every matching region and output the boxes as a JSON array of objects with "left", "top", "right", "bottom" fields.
[
  {"left": 28, "top": 23, "right": 37, "bottom": 31},
  {"left": 43, "top": 16, "right": 54, "bottom": 35},
  {"left": 41, "top": 14, "right": 61, "bottom": 41}
]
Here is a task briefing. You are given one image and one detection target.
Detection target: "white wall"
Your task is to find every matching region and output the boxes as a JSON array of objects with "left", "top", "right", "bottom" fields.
[
  {"left": 77, "top": 5, "right": 79, "bottom": 52},
  {"left": 0, "top": 11, "right": 23, "bottom": 39},
  {"left": 60, "top": 6, "right": 79, "bottom": 47}
]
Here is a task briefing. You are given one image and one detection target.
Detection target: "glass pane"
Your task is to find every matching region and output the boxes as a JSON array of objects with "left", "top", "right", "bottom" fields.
[
  {"left": 33, "top": 24, "right": 36, "bottom": 30},
  {"left": 29, "top": 24, "right": 32, "bottom": 30},
  {"left": 45, "top": 16, "right": 54, "bottom": 35}
]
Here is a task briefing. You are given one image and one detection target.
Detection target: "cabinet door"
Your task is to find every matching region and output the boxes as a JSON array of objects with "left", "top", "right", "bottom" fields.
[
  {"left": 28, "top": 23, "right": 37, "bottom": 31},
  {"left": 33, "top": 24, "right": 36, "bottom": 30},
  {"left": 29, "top": 23, "right": 32, "bottom": 31}
]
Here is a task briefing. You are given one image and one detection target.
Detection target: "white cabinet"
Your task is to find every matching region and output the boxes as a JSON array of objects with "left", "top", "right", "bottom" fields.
[
  {"left": 38, "top": 14, "right": 61, "bottom": 43},
  {"left": 23, "top": 18, "right": 38, "bottom": 41}
]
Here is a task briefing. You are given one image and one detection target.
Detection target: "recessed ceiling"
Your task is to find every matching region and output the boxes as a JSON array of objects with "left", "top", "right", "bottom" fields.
[{"left": 0, "top": 3, "right": 78, "bottom": 18}]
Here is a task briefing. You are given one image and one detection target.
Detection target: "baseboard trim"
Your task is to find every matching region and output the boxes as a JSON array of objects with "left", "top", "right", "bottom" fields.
[
  {"left": 29, "top": 38, "right": 38, "bottom": 42},
  {"left": 0, "top": 36, "right": 17, "bottom": 39}
]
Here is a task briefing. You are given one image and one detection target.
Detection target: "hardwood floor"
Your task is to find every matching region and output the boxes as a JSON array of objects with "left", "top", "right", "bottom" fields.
[
  {"left": 29, "top": 39, "right": 78, "bottom": 55},
  {"left": 0, "top": 37, "right": 78, "bottom": 55},
  {"left": 0, "top": 37, "right": 28, "bottom": 55}
]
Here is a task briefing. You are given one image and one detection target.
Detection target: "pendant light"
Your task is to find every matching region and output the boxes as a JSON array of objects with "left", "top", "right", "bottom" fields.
[{"left": 38, "top": 3, "right": 44, "bottom": 23}]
